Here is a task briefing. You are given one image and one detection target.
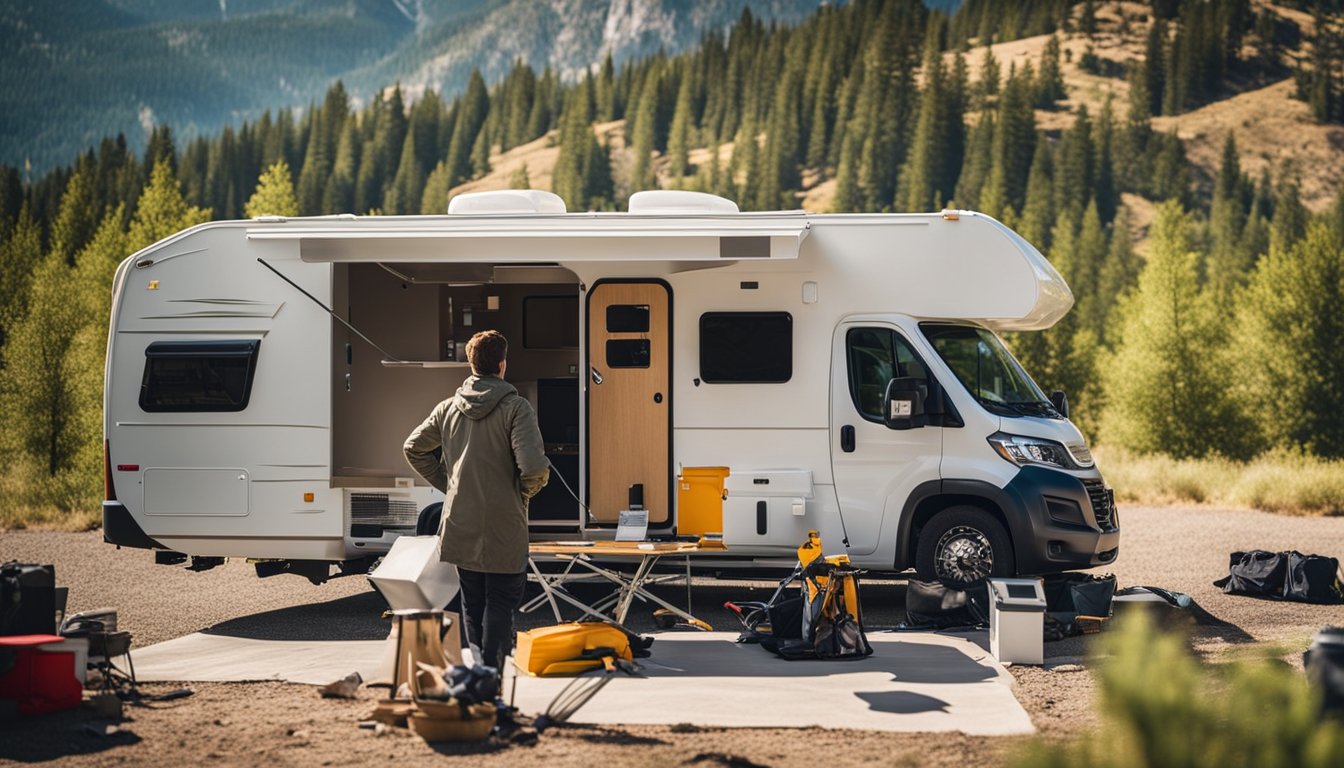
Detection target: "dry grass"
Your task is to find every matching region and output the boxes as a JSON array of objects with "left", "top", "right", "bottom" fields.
[
  {"left": 1097, "top": 447, "right": 1344, "bottom": 516},
  {"left": 0, "top": 460, "right": 103, "bottom": 532},
  {"left": 0, "top": 505, "right": 101, "bottom": 532}
]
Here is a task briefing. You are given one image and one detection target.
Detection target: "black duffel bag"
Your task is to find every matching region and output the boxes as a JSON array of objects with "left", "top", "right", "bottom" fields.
[
  {"left": 1215, "top": 550, "right": 1344, "bottom": 605},
  {"left": 1, "top": 562, "right": 57, "bottom": 636}
]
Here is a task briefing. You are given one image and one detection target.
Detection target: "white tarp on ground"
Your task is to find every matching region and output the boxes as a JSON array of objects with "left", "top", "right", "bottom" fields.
[{"left": 133, "top": 630, "right": 1033, "bottom": 735}]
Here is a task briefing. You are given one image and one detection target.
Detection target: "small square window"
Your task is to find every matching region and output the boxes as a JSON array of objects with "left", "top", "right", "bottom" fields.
[
  {"left": 606, "top": 304, "right": 650, "bottom": 333},
  {"left": 699, "top": 312, "right": 791, "bottom": 383},
  {"left": 606, "top": 339, "right": 651, "bottom": 368}
]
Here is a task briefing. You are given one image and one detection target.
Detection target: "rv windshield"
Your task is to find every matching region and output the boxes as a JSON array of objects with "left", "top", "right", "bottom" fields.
[{"left": 920, "top": 324, "right": 1057, "bottom": 418}]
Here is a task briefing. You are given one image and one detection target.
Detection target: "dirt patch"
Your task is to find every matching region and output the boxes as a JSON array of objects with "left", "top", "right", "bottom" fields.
[{"left": 4, "top": 505, "right": 1344, "bottom": 766}]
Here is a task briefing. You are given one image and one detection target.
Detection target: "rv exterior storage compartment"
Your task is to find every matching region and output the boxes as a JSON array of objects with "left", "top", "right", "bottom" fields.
[
  {"left": 677, "top": 467, "right": 730, "bottom": 537},
  {"left": 723, "top": 470, "right": 814, "bottom": 548}
]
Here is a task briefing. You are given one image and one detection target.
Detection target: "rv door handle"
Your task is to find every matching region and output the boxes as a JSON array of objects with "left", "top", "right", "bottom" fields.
[{"left": 841, "top": 425, "right": 855, "bottom": 453}]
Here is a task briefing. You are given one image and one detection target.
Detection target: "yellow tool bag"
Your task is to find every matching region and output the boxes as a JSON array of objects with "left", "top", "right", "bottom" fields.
[{"left": 513, "top": 622, "right": 652, "bottom": 677}]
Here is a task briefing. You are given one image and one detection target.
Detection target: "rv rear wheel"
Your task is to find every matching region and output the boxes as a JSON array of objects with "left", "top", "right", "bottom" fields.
[
  {"left": 416, "top": 502, "right": 443, "bottom": 537},
  {"left": 915, "top": 506, "right": 1014, "bottom": 589}
]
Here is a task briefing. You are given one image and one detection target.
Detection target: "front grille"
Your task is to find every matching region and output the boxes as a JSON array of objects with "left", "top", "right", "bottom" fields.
[
  {"left": 349, "top": 493, "right": 418, "bottom": 531},
  {"left": 1082, "top": 479, "right": 1117, "bottom": 531}
]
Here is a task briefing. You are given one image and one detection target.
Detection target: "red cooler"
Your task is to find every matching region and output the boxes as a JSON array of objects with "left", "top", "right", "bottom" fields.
[{"left": 0, "top": 635, "right": 83, "bottom": 715}]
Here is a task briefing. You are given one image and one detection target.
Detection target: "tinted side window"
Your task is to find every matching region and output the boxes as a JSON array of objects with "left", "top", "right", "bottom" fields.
[
  {"left": 846, "top": 328, "right": 927, "bottom": 421},
  {"left": 699, "top": 312, "right": 792, "bottom": 383},
  {"left": 140, "top": 340, "right": 260, "bottom": 412}
]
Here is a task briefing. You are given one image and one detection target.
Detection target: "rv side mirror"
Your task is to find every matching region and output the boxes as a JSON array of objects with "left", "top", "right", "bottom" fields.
[
  {"left": 1050, "top": 389, "right": 1070, "bottom": 419},
  {"left": 883, "top": 377, "right": 927, "bottom": 430}
]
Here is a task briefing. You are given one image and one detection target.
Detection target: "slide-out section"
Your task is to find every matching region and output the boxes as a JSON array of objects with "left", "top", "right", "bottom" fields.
[{"left": 331, "top": 262, "right": 583, "bottom": 544}]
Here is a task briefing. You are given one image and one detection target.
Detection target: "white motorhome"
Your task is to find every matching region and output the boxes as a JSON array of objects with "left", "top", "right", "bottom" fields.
[{"left": 102, "top": 190, "right": 1119, "bottom": 586}]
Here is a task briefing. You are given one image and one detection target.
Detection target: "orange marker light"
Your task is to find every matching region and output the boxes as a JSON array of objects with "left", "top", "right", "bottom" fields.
[{"left": 303, "top": 492, "right": 315, "bottom": 503}]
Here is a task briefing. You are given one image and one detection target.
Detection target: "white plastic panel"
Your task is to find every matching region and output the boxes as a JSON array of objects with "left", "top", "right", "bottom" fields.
[
  {"left": 725, "top": 469, "right": 814, "bottom": 498},
  {"left": 143, "top": 468, "right": 250, "bottom": 516}
]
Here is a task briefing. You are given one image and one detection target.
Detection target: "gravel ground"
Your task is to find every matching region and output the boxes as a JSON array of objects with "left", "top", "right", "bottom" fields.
[{"left": 3, "top": 505, "right": 1344, "bottom": 766}]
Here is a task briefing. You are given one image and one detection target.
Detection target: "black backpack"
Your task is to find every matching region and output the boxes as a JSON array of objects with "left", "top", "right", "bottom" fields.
[{"left": 1214, "top": 550, "right": 1344, "bottom": 604}]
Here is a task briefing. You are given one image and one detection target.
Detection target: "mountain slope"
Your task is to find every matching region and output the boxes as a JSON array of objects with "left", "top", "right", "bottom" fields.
[{"left": 0, "top": 0, "right": 827, "bottom": 172}]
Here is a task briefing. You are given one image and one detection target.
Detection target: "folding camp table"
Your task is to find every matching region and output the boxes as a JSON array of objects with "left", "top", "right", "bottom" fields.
[{"left": 526, "top": 541, "right": 721, "bottom": 628}]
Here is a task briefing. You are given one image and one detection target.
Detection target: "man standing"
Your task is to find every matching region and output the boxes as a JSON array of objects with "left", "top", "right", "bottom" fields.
[{"left": 404, "top": 330, "right": 549, "bottom": 671}]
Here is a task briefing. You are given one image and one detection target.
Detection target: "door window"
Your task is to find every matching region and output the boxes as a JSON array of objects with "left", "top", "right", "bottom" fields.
[{"left": 845, "top": 328, "right": 927, "bottom": 422}]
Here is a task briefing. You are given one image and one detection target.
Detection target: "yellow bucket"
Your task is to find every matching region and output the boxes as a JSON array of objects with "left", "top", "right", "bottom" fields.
[{"left": 677, "top": 467, "right": 730, "bottom": 537}]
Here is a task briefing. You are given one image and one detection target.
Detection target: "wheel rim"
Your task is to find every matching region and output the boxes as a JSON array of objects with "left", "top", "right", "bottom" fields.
[{"left": 934, "top": 525, "right": 994, "bottom": 584}]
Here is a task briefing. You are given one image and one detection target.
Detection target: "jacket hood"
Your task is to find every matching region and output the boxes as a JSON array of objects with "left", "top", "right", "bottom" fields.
[{"left": 453, "top": 375, "right": 516, "bottom": 420}]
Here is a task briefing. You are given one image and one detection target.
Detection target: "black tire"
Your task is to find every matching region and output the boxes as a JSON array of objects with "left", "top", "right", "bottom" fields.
[
  {"left": 416, "top": 502, "right": 443, "bottom": 537},
  {"left": 914, "top": 505, "right": 1015, "bottom": 589}
]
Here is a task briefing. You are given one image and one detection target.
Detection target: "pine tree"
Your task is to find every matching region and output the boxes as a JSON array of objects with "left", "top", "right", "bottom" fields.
[
  {"left": 552, "top": 90, "right": 590, "bottom": 210},
  {"left": 584, "top": 137, "right": 614, "bottom": 209},
  {"left": 1269, "top": 169, "right": 1308, "bottom": 254},
  {"left": 954, "top": 110, "right": 995, "bottom": 210},
  {"left": 509, "top": 163, "right": 531, "bottom": 190},
  {"left": 975, "top": 47, "right": 1000, "bottom": 109},
  {"left": 1035, "top": 35, "right": 1067, "bottom": 108},
  {"left": 1016, "top": 139, "right": 1054, "bottom": 251},
  {"left": 1101, "top": 201, "right": 1250, "bottom": 458},
  {"left": 324, "top": 119, "right": 358, "bottom": 214},
  {"left": 666, "top": 61, "right": 694, "bottom": 182},
  {"left": 244, "top": 160, "right": 299, "bottom": 218},
  {"left": 385, "top": 131, "right": 424, "bottom": 215},
  {"left": 1144, "top": 18, "right": 1167, "bottom": 116},
  {"left": 1074, "top": 200, "right": 1109, "bottom": 337},
  {"left": 130, "top": 161, "right": 210, "bottom": 250},
  {"left": 447, "top": 71, "right": 490, "bottom": 186},
  {"left": 1233, "top": 223, "right": 1344, "bottom": 456},
  {"left": 899, "top": 50, "right": 949, "bottom": 212},
  {"left": 420, "top": 161, "right": 452, "bottom": 215},
  {"left": 1093, "top": 97, "right": 1118, "bottom": 223},
  {"left": 50, "top": 163, "right": 99, "bottom": 263},
  {"left": 0, "top": 205, "right": 42, "bottom": 348},
  {"left": 1207, "top": 132, "right": 1252, "bottom": 303},
  {"left": 596, "top": 54, "right": 616, "bottom": 122},
  {"left": 831, "top": 133, "right": 862, "bottom": 212},
  {"left": 759, "top": 61, "right": 803, "bottom": 210},
  {"left": 1095, "top": 205, "right": 1138, "bottom": 345},
  {"left": 1054, "top": 105, "right": 1095, "bottom": 222},
  {"left": 629, "top": 67, "right": 661, "bottom": 194}
]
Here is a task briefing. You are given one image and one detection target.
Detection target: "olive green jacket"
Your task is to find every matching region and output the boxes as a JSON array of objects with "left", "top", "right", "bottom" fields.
[{"left": 403, "top": 375, "right": 549, "bottom": 573}]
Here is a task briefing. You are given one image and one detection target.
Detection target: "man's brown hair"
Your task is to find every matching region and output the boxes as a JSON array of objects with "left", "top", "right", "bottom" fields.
[{"left": 466, "top": 330, "right": 508, "bottom": 376}]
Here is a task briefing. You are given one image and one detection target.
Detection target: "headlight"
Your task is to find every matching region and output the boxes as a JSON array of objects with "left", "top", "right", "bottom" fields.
[{"left": 987, "top": 432, "right": 1080, "bottom": 469}]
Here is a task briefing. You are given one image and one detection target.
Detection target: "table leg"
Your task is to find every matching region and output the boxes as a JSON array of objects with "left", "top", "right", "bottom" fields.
[{"left": 526, "top": 557, "right": 564, "bottom": 623}]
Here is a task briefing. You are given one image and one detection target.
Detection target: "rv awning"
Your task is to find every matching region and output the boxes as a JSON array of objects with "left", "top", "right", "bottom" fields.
[{"left": 247, "top": 217, "right": 810, "bottom": 264}]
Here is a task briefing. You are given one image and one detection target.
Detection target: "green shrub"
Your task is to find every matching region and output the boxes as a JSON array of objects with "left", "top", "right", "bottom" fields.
[{"left": 1015, "top": 612, "right": 1344, "bottom": 767}]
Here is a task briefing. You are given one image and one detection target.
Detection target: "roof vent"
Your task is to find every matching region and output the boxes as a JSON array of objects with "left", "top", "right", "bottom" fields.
[
  {"left": 448, "top": 189, "right": 567, "bottom": 215},
  {"left": 627, "top": 190, "right": 739, "bottom": 215}
]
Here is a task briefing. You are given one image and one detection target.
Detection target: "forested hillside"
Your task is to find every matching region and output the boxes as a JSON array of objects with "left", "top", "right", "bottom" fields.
[{"left": 2, "top": 0, "right": 1344, "bottom": 524}]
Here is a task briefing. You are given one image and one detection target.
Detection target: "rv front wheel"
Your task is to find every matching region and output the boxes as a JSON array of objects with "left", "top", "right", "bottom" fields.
[{"left": 915, "top": 506, "right": 1014, "bottom": 588}]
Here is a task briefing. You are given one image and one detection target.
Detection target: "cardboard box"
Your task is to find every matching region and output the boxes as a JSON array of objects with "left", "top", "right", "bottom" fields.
[{"left": 368, "top": 535, "right": 460, "bottom": 611}]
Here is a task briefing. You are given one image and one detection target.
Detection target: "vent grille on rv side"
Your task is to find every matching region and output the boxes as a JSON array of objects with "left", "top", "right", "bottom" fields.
[{"left": 349, "top": 493, "right": 418, "bottom": 532}]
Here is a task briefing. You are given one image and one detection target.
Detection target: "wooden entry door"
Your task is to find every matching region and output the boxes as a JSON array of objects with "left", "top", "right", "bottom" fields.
[{"left": 586, "top": 281, "right": 671, "bottom": 525}]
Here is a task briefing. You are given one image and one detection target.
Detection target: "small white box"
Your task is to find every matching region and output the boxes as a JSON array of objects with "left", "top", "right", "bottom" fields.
[
  {"left": 368, "top": 535, "right": 460, "bottom": 611},
  {"left": 988, "top": 577, "right": 1047, "bottom": 665}
]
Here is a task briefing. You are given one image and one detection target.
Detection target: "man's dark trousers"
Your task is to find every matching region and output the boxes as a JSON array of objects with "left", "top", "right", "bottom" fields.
[{"left": 458, "top": 568, "right": 526, "bottom": 671}]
